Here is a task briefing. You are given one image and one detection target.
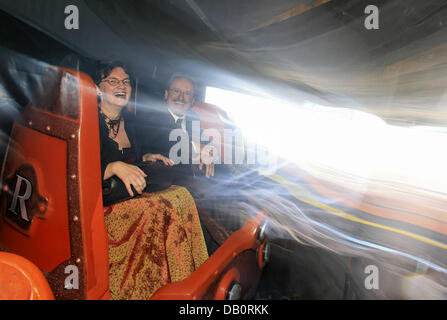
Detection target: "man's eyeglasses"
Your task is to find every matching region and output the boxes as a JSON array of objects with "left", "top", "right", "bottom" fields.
[
  {"left": 169, "top": 88, "right": 193, "bottom": 98},
  {"left": 101, "top": 78, "right": 131, "bottom": 87}
]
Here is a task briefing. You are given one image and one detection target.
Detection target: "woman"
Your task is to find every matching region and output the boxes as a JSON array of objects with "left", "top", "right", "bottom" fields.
[{"left": 95, "top": 61, "right": 208, "bottom": 300}]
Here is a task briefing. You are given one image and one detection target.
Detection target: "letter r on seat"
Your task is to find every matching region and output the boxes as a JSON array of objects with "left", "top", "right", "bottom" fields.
[{"left": 8, "top": 174, "right": 33, "bottom": 222}]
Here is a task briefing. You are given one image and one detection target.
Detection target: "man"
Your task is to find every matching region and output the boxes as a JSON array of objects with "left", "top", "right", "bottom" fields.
[
  {"left": 138, "top": 73, "right": 215, "bottom": 178},
  {"left": 137, "top": 74, "right": 225, "bottom": 254}
]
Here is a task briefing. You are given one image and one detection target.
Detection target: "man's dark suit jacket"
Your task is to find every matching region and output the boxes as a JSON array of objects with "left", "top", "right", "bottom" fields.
[{"left": 136, "top": 103, "right": 201, "bottom": 162}]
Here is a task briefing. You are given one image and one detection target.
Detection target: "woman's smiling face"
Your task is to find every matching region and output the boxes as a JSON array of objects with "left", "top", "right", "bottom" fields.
[{"left": 99, "top": 67, "right": 132, "bottom": 108}]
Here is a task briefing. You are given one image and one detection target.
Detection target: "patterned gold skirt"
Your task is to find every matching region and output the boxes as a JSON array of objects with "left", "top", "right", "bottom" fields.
[{"left": 104, "top": 185, "right": 209, "bottom": 300}]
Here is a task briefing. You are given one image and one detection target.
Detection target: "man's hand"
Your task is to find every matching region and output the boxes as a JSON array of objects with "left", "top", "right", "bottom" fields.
[
  {"left": 199, "top": 161, "right": 214, "bottom": 178},
  {"left": 198, "top": 143, "right": 218, "bottom": 178},
  {"left": 104, "top": 161, "right": 147, "bottom": 197},
  {"left": 142, "top": 153, "right": 174, "bottom": 166}
]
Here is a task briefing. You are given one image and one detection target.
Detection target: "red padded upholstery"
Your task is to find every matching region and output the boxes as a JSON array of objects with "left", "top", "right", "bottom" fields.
[
  {"left": 192, "top": 101, "right": 226, "bottom": 162},
  {"left": 0, "top": 66, "right": 110, "bottom": 300},
  {"left": 0, "top": 252, "right": 54, "bottom": 300}
]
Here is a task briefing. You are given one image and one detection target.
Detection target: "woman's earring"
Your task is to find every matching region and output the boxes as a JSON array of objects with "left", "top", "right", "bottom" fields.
[{"left": 96, "top": 86, "right": 103, "bottom": 103}]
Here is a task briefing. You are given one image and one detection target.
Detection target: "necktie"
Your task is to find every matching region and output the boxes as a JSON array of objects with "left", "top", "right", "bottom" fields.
[{"left": 176, "top": 118, "right": 183, "bottom": 128}]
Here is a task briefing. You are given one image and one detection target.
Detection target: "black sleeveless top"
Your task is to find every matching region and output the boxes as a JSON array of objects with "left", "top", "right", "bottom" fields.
[{"left": 99, "top": 108, "right": 141, "bottom": 179}]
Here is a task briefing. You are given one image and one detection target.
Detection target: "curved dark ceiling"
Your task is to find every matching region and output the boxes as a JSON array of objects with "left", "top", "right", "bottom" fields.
[
  {"left": 83, "top": 0, "right": 447, "bottom": 105},
  {"left": 1, "top": 0, "right": 447, "bottom": 124},
  {"left": 83, "top": 0, "right": 447, "bottom": 78}
]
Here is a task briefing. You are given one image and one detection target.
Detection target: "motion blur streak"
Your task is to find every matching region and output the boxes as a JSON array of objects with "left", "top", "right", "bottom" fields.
[
  {"left": 206, "top": 85, "right": 447, "bottom": 298},
  {"left": 206, "top": 86, "right": 447, "bottom": 195}
]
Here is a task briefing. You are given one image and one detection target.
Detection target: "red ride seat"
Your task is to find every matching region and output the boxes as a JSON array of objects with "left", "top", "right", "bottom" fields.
[
  {"left": 192, "top": 101, "right": 227, "bottom": 162},
  {"left": 0, "top": 62, "right": 109, "bottom": 300},
  {"left": 0, "top": 252, "right": 54, "bottom": 300}
]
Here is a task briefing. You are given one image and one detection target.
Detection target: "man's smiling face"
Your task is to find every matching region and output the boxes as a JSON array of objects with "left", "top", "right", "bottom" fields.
[{"left": 164, "top": 77, "right": 194, "bottom": 116}]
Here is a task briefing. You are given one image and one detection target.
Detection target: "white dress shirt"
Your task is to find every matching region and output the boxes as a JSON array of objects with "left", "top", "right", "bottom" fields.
[{"left": 167, "top": 108, "right": 186, "bottom": 131}]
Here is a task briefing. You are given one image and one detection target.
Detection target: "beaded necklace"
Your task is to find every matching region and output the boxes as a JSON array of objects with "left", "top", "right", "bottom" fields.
[{"left": 99, "top": 107, "right": 123, "bottom": 139}]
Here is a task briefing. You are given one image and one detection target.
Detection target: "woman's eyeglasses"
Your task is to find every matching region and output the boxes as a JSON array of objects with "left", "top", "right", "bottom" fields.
[{"left": 101, "top": 78, "right": 131, "bottom": 87}]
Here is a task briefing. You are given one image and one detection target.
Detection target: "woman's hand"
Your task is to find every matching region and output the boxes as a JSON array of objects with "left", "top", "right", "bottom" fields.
[
  {"left": 142, "top": 153, "right": 174, "bottom": 166},
  {"left": 104, "top": 161, "right": 147, "bottom": 197}
]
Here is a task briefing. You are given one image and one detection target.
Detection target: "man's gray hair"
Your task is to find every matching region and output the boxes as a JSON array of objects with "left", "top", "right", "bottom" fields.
[{"left": 167, "top": 73, "right": 196, "bottom": 93}]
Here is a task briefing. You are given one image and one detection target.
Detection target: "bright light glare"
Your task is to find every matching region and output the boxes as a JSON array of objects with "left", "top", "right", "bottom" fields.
[{"left": 205, "top": 86, "right": 447, "bottom": 194}]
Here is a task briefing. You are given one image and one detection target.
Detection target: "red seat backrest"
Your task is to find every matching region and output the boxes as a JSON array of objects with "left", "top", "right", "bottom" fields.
[
  {"left": 0, "top": 64, "right": 109, "bottom": 299},
  {"left": 192, "top": 101, "right": 227, "bottom": 162}
]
